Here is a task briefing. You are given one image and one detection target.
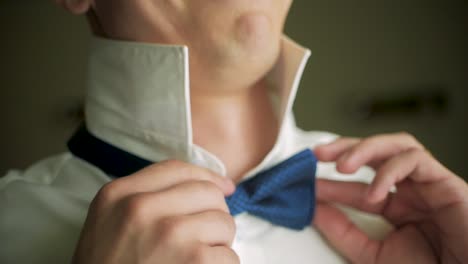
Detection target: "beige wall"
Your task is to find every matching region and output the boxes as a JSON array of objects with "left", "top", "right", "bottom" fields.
[{"left": 1, "top": 1, "right": 467, "bottom": 178}]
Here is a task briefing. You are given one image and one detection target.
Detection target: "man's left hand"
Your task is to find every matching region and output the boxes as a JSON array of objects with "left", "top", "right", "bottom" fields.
[{"left": 313, "top": 132, "right": 468, "bottom": 264}]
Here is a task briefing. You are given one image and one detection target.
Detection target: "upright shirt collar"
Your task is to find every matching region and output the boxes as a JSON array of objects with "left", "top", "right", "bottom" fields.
[{"left": 85, "top": 36, "right": 311, "bottom": 178}]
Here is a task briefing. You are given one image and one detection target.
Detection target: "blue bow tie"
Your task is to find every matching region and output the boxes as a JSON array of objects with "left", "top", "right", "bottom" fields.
[{"left": 68, "top": 126, "right": 317, "bottom": 230}]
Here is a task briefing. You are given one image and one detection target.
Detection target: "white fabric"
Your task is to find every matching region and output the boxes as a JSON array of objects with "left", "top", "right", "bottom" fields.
[{"left": 0, "top": 36, "right": 392, "bottom": 264}]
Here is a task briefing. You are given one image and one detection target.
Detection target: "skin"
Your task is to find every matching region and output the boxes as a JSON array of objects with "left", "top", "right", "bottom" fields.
[
  {"left": 56, "top": 0, "right": 289, "bottom": 263},
  {"left": 54, "top": 1, "right": 468, "bottom": 263},
  {"left": 81, "top": 0, "right": 289, "bottom": 180},
  {"left": 314, "top": 133, "right": 468, "bottom": 264},
  {"left": 73, "top": 160, "right": 239, "bottom": 263}
]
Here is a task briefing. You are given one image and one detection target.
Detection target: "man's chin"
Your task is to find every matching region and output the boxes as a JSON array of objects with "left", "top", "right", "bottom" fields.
[{"left": 234, "top": 12, "right": 275, "bottom": 53}]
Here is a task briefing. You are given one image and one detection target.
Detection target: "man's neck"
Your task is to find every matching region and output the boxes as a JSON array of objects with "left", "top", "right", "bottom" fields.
[{"left": 191, "top": 81, "right": 278, "bottom": 182}]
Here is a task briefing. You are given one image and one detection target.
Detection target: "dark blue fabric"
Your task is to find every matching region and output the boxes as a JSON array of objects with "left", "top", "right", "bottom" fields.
[
  {"left": 68, "top": 125, "right": 317, "bottom": 230},
  {"left": 226, "top": 150, "right": 316, "bottom": 230},
  {"left": 67, "top": 126, "right": 153, "bottom": 177}
]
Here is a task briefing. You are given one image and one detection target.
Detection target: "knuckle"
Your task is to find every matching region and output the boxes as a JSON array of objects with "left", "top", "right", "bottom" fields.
[
  {"left": 218, "top": 212, "right": 236, "bottom": 238},
  {"left": 206, "top": 211, "right": 236, "bottom": 240},
  {"left": 180, "top": 164, "right": 218, "bottom": 183},
  {"left": 396, "top": 131, "right": 413, "bottom": 138},
  {"left": 188, "top": 245, "right": 209, "bottom": 264},
  {"left": 351, "top": 137, "right": 376, "bottom": 153},
  {"left": 157, "top": 217, "right": 185, "bottom": 245},
  {"left": 194, "top": 181, "right": 224, "bottom": 199},
  {"left": 408, "top": 148, "right": 431, "bottom": 159},
  {"left": 122, "top": 195, "right": 152, "bottom": 225},
  {"left": 184, "top": 181, "right": 227, "bottom": 211},
  {"left": 198, "top": 183, "right": 227, "bottom": 211},
  {"left": 397, "top": 131, "right": 421, "bottom": 146},
  {"left": 94, "top": 181, "right": 120, "bottom": 207},
  {"left": 347, "top": 137, "right": 362, "bottom": 145},
  {"left": 362, "top": 135, "right": 381, "bottom": 146},
  {"left": 182, "top": 165, "right": 209, "bottom": 182}
]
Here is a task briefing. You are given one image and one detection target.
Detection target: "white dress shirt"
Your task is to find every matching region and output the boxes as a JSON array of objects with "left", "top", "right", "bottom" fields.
[{"left": 0, "top": 36, "right": 392, "bottom": 264}]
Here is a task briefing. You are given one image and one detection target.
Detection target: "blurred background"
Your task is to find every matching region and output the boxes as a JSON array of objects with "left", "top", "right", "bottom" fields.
[{"left": 1, "top": 0, "right": 467, "bottom": 179}]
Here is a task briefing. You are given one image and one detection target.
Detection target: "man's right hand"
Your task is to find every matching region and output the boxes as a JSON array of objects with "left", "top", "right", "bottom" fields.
[{"left": 72, "top": 160, "right": 239, "bottom": 264}]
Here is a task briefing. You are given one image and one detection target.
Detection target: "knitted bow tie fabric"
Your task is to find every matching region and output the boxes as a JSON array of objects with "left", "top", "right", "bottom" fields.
[
  {"left": 226, "top": 149, "right": 317, "bottom": 230},
  {"left": 68, "top": 126, "right": 317, "bottom": 230}
]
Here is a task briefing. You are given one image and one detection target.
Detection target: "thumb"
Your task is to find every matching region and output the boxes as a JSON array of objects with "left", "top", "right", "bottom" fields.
[{"left": 314, "top": 202, "right": 380, "bottom": 264}]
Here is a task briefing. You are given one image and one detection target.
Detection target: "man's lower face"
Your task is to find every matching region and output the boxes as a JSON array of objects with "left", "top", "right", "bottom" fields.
[{"left": 92, "top": 0, "right": 292, "bottom": 45}]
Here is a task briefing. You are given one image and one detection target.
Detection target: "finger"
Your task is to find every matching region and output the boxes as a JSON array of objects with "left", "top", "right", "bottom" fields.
[
  {"left": 127, "top": 160, "right": 235, "bottom": 194},
  {"left": 314, "top": 202, "right": 380, "bottom": 264},
  {"left": 316, "top": 179, "right": 391, "bottom": 215},
  {"left": 120, "top": 181, "right": 230, "bottom": 223},
  {"left": 368, "top": 148, "right": 456, "bottom": 206},
  {"left": 98, "top": 160, "right": 235, "bottom": 204},
  {"left": 158, "top": 211, "right": 236, "bottom": 248},
  {"left": 317, "top": 179, "right": 422, "bottom": 225},
  {"left": 159, "top": 181, "right": 230, "bottom": 214},
  {"left": 336, "top": 132, "right": 424, "bottom": 174},
  {"left": 314, "top": 138, "right": 360, "bottom": 162},
  {"left": 190, "top": 245, "right": 240, "bottom": 264}
]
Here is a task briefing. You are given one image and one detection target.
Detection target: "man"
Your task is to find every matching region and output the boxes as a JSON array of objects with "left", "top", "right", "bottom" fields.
[{"left": 1, "top": 1, "right": 467, "bottom": 263}]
